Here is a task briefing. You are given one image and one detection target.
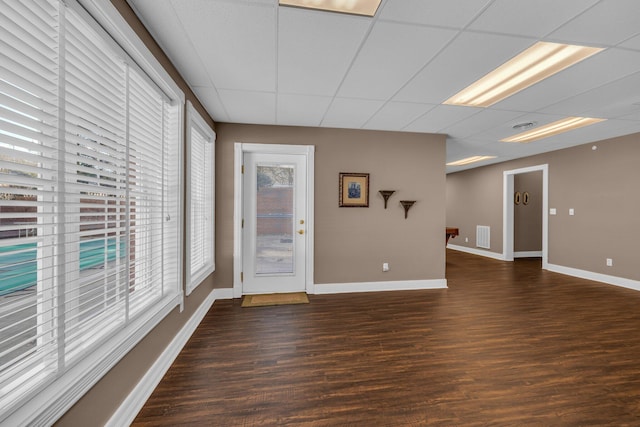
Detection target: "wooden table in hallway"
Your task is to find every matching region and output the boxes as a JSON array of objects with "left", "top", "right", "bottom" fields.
[{"left": 446, "top": 227, "right": 459, "bottom": 244}]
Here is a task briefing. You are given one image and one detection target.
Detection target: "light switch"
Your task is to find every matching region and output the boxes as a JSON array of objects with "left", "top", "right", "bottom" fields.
[
  {"left": 550, "top": 208, "right": 556, "bottom": 215},
  {"left": 569, "top": 208, "right": 575, "bottom": 216}
]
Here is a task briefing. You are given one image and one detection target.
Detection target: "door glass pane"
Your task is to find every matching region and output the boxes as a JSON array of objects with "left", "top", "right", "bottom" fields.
[{"left": 255, "top": 164, "right": 294, "bottom": 275}]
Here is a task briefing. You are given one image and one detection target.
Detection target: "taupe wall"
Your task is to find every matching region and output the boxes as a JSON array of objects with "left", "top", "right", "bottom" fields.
[
  {"left": 446, "top": 133, "right": 640, "bottom": 281},
  {"left": 446, "top": 167, "right": 503, "bottom": 250},
  {"left": 514, "top": 171, "right": 542, "bottom": 253},
  {"left": 216, "top": 124, "right": 447, "bottom": 285}
]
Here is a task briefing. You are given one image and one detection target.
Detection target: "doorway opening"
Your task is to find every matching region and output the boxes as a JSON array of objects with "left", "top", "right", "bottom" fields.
[{"left": 503, "top": 164, "right": 548, "bottom": 269}]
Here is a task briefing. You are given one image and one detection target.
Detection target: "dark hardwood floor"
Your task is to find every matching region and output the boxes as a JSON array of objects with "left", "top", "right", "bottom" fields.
[{"left": 133, "top": 250, "right": 640, "bottom": 426}]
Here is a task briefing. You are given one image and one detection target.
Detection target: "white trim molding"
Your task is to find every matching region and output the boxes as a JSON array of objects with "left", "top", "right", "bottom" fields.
[
  {"left": 233, "top": 143, "right": 315, "bottom": 298},
  {"left": 446, "top": 245, "right": 640, "bottom": 292},
  {"left": 514, "top": 251, "right": 543, "bottom": 258},
  {"left": 106, "top": 288, "right": 232, "bottom": 427},
  {"left": 503, "top": 164, "right": 549, "bottom": 268},
  {"left": 546, "top": 264, "right": 640, "bottom": 292},
  {"left": 313, "top": 279, "right": 447, "bottom": 295},
  {"left": 447, "top": 244, "right": 507, "bottom": 261},
  {"left": 185, "top": 101, "right": 216, "bottom": 296}
]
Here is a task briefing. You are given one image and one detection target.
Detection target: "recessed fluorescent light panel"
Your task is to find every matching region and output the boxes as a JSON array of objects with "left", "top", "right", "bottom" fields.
[
  {"left": 279, "top": 0, "right": 382, "bottom": 16},
  {"left": 501, "top": 117, "right": 606, "bottom": 143},
  {"left": 444, "top": 42, "right": 604, "bottom": 108},
  {"left": 446, "top": 156, "right": 497, "bottom": 166}
]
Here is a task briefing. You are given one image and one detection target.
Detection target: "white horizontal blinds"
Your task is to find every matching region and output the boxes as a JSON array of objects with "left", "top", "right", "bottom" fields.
[
  {"left": 0, "top": 0, "right": 60, "bottom": 411},
  {"left": 62, "top": 6, "right": 128, "bottom": 362},
  {"left": 127, "top": 69, "right": 165, "bottom": 317},
  {"left": 189, "top": 121, "right": 213, "bottom": 287},
  {"left": 0, "top": 0, "right": 182, "bottom": 420}
]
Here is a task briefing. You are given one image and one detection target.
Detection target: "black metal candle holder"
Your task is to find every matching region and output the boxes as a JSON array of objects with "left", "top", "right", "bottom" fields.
[
  {"left": 378, "top": 190, "right": 395, "bottom": 209},
  {"left": 400, "top": 200, "right": 416, "bottom": 219}
]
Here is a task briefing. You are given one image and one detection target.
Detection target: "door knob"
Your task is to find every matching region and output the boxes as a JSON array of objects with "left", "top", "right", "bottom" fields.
[{"left": 297, "top": 230, "right": 304, "bottom": 235}]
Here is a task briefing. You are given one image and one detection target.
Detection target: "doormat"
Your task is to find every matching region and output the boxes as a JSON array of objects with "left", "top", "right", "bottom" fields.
[{"left": 241, "top": 292, "right": 309, "bottom": 308}]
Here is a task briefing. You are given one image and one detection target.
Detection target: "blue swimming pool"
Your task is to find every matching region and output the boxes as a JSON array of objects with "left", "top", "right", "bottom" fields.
[{"left": 0, "top": 239, "right": 126, "bottom": 296}]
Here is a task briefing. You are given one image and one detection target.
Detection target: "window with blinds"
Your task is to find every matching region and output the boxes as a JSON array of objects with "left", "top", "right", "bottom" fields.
[
  {"left": 0, "top": 0, "right": 183, "bottom": 424},
  {"left": 186, "top": 102, "right": 215, "bottom": 295}
]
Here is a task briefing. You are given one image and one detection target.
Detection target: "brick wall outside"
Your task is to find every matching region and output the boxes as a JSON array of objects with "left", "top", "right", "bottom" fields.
[{"left": 257, "top": 186, "right": 293, "bottom": 235}]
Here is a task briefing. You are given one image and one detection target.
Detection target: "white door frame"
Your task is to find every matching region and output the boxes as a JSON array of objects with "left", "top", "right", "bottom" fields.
[
  {"left": 503, "top": 164, "right": 548, "bottom": 269},
  {"left": 233, "top": 143, "right": 315, "bottom": 297}
]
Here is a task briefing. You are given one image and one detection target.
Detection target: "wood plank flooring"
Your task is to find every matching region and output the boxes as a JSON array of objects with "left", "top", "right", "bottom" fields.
[{"left": 132, "top": 250, "right": 640, "bottom": 426}]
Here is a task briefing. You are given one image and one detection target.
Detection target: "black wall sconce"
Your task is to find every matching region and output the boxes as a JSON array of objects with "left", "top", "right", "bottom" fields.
[
  {"left": 400, "top": 200, "right": 416, "bottom": 219},
  {"left": 378, "top": 190, "right": 395, "bottom": 209}
]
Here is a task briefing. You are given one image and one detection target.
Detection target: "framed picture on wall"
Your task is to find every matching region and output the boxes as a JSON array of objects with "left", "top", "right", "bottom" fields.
[{"left": 339, "top": 172, "right": 369, "bottom": 207}]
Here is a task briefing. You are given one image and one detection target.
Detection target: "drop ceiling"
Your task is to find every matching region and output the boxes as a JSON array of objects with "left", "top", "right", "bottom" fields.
[{"left": 127, "top": 0, "right": 640, "bottom": 173}]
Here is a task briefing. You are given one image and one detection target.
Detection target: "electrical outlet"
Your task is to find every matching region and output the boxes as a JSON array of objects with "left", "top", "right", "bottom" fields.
[
  {"left": 606, "top": 258, "right": 613, "bottom": 267},
  {"left": 465, "top": 237, "right": 469, "bottom": 243},
  {"left": 382, "top": 262, "right": 389, "bottom": 272}
]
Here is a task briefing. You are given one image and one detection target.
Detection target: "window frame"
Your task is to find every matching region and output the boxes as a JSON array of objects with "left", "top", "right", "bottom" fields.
[{"left": 185, "top": 101, "right": 216, "bottom": 295}]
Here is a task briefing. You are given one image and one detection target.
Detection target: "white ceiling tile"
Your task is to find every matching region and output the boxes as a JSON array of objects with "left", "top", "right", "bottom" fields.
[
  {"left": 129, "top": 0, "right": 211, "bottom": 87},
  {"left": 511, "top": 119, "right": 616, "bottom": 152},
  {"left": 539, "top": 73, "right": 640, "bottom": 118},
  {"left": 619, "top": 34, "right": 640, "bottom": 51},
  {"left": 276, "top": 94, "right": 332, "bottom": 127},
  {"left": 445, "top": 145, "right": 470, "bottom": 164},
  {"left": 322, "top": 98, "right": 385, "bottom": 128},
  {"left": 495, "top": 48, "right": 640, "bottom": 112},
  {"left": 490, "top": 115, "right": 635, "bottom": 152},
  {"left": 338, "top": 22, "right": 457, "bottom": 100},
  {"left": 379, "top": 0, "right": 492, "bottom": 28},
  {"left": 171, "top": 0, "right": 276, "bottom": 91},
  {"left": 468, "top": 0, "right": 599, "bottom": 38},
  {"left": 217, "top": 90, "right": 276, "bottom": 125},
  {"left": 363, "top": 102, "right": 436, "bottom": 131},
  {"left": 475, "top": 112, "right": 566, "bottom": 142},
  {"left": 192, "top": 86, "right": 230, "bottom": 123},
  {"left": 446, "top": 138, "right": 499, "bottom": 160},
  {"left": 441, "top": 109, "right": 525, "bottom": 139},
  {"left": 278, "top": 7, "right": 371, "bottom": 96},
  {"left": 571, "top": 119, "right": 640, "bottom": 142},
  {"left": 619, "top": 110, "right": 640, "bottom": 121},
  {"left": 404, "top": 105, "right": 481, "bottom": 133},
  {"left": 549, "top": 0, "right": 640, "bottom": 46},
  {"left": 394, "top": 32, "right": 535, "bottom": 104}
]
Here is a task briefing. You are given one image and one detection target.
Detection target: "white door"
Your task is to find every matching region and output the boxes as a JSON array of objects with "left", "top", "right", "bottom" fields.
[{"left": 242, "top": 152, "right": 307, "bottom": 294}]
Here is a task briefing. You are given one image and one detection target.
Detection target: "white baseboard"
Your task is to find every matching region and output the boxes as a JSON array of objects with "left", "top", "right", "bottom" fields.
[
  {"left": 107, "top": 288, "right": 232, "bottom": 427},
  {"left": 211, "top": 287, "right": 234, "bottom": 300},
  {"left": 447, "top": 246, "right": 640, "bottom": 292},
  {"left": 312, "top": 279, "right": 447, "bottom": 295},
  {"left": 514, "top": 251, "right": 542, "bottom": 258},
  {"left": 546, "top": 263, "right": 640, "bottom": 292},
  {"left": 447, "top": 244, "right": 506, "bottom": 260}
]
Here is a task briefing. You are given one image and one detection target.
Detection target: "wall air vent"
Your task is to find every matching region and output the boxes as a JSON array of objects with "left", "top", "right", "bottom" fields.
[{"left": 476, "top": 225, "right": 490, "bottom": 249}]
